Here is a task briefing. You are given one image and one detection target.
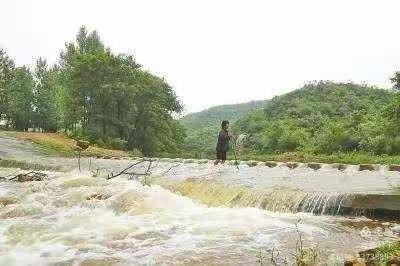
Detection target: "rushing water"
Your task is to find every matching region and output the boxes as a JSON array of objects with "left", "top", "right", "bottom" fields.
[
  {"left": 0, "top": 167, "right": 399, "bottom": 265},
  {"left": 1, "top": 135, "right": 400, "bottom": 265},
  {"left": 1, "top": 135, "right": 400, "bottom": 264}
]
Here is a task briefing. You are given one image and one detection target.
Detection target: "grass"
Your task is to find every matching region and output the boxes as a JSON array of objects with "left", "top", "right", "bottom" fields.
[
  {"left": 2, "top": 131, "right": 130, "bottom": 158},
  {"left": 0, "top": 159, "right": 60, "bottom": 171},
  {"left": 178, "top": 150, "right": 400, "bottom": 166},
  {"left": 237, "top": 151, "right": 400, "bottom": 165},
  {"left": 376, "top": 241, "right": 400, "bottom": 265}
]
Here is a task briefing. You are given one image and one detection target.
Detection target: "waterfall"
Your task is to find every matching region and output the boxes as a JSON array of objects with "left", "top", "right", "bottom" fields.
[{"left": 169, "top": 178, "right": 354, "bottom": 215}]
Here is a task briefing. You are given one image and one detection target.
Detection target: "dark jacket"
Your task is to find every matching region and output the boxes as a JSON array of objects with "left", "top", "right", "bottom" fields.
[{"left": 216, "top": 129, "right": 230, "bottom": 152}]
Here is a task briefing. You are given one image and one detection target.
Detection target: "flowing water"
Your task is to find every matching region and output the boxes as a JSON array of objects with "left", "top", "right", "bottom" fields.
[
  {"left": 0, "top": 170, "right": 399, "bottom": 265},
  {"left": 0, "top": 134, "right": 400, "bottom": 265}
]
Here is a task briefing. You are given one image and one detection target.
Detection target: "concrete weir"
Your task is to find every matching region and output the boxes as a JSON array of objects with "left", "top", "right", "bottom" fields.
[
  {"left": 147, "top": 157, "right": 400, "bottom": 172},
  {"left": 340, "top": 194, "right": 400, "bottom": 219},
  {"left": 169, "top": 178, "right": 400, "bottom": 220},
  {"left": 147, "top": 157, "right": 400, "bottom": 220}
]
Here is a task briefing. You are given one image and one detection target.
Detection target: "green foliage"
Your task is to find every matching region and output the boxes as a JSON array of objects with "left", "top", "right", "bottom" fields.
[
  {"left": 33, "top": 58, "right": 59, "bottom": 132},
  {"left": 5, "top": 67, "right": 34, "bottom": 131},
  {"left": 314, "top": 121, "right": 358, "bottom": 154},
  {"left": 108, "top": 138, "right": 128, "bottom": 150},
  {"left": 234, "top": 81, "right": 394, "bottom": 155},
  {"left": 390, "top": 71, "right": 400, "bottom": 91},
  {"left": 0, "top": 48, "right": 15, "bottom": 118},
  {"left": 0, "top": 159, "right": 59, "bottom": 171},
  {"left": 376, "top": 241, "right": 400, "bottom": 265},
  {"left": 264, "top": 119, "right": 310, "bottom": 153},
  {"left": 0, "top": 26, "right": 184, "bottom": 156},
  {"left": 181, "top": 100, "right": 267, "bottom": 157}
]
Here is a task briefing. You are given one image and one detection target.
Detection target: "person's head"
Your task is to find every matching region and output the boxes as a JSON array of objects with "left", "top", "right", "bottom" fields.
[{"left": 221, "top": 120, "right": 229, "bottom": 130}]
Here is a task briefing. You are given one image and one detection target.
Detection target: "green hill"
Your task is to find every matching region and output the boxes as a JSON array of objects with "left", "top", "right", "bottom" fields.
[
  {"left": 179, "top": 81, "right": 399, "bottom": 160},
  {"left": 233, "top": 81, "right": 394, "bottom": 155},
  {"left": 180, "top": 100, "right": 268, "bottom": 157}
]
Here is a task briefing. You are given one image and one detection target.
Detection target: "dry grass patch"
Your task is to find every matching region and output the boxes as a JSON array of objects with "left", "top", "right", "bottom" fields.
[{"left": 9, "top": 132, "right": 129, "bottom": 158}]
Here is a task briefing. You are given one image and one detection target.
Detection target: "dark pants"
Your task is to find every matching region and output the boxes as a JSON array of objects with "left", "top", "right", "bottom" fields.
[{"left": 216, "top": 150, "right": 227, "bottom": 160}]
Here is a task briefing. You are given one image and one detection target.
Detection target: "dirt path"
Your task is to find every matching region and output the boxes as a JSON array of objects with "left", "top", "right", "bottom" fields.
[{"left": 0, "top": 133, "right": 46, "bottom": 160}]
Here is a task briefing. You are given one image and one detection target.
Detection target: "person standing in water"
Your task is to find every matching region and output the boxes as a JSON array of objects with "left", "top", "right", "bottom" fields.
[{"left": 214, "top": 120, "right": 231, "bottom": 165}]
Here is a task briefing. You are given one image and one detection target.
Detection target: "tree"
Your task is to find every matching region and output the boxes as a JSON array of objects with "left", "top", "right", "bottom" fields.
[
  {"left": 390, "top": 72, "right": 400, "bottom": 90},
  {"left": 57, "top": 26, "right": 185, "bottom": 155},
  {"left": 0, "top": 26, "right": 185, "bottom": 156},
  {"left": 127, "top": 72, "right": 184, "bottom": 155},
  {"left": 6, "top": 66, "right": 34, "bottom": 130},
  {"left": 0, "top": 48, "right": 15, "bottom": 122},
  {"left": 33, "top": 58, "right": 59, "bottom": 132}
]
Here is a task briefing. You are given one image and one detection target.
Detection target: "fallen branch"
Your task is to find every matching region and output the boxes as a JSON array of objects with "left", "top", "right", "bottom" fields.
[
  {"left": 106, "top": 158, "right": 180, "bottom": 184},
  {"left": 107, "top": 159, "right": 148, "bottom": 179}
]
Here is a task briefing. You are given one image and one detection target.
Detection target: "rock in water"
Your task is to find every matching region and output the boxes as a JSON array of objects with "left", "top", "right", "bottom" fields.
[
  {"left": 0, "top": 197, "right": 15, "bottom": 206},
  {"left": 14, "top": 172, "right": 47, "bottom": 182}
]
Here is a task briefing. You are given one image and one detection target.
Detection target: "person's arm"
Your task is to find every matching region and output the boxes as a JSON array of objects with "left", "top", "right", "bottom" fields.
[{"left": 227, "top": 131, "right": 232, "bottom": 140}]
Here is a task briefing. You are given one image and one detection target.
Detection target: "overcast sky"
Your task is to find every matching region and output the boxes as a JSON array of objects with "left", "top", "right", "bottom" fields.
[{"left": 1, "top": 0, "right": 400, "bottom": 113}]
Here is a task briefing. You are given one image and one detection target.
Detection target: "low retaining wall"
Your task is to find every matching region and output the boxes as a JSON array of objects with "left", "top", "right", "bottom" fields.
[
  {"left": 179, "top": 158, "right": 400, "bottom": 172},
  {"left": 339, "top": 194, "right": 400, "bottom": 220},
  {"left": 96, "top": 156, "right": 400, "bottom": 172}
]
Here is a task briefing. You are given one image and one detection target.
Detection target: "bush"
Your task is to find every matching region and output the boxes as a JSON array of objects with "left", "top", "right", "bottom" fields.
[
  {"left": 314, "top": 121, "right": 359, "bottom": 154},
  {"left": 277, "top": 128, "right": 309, "bottom": 152},
  {"left": 263, "top": 119, "right": 310, "bottom": 153},
  {"left": 94, "top": 138, "right": 106, "bottom": 148},
  {"left": 359, "top": 135, "right": 387, "bottom": 155},
  {"left": 108, "top": 138, "right": 128, "bottom": 150},
  {"left": 386, "top": 136, "right": 400, "bottom": 155}
]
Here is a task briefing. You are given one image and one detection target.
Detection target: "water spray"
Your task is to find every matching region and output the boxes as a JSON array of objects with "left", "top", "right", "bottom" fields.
[
  {"left": 232, "top": 142, "right": 239, "bottom": 170},
  {"left": 232, "top": 133, "right": 247, "bottom": 170}
]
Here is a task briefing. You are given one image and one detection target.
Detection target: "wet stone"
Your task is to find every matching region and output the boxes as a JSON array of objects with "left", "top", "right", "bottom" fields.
[
  {"left": 285, "top": 162, "right": 299, "bottom": 169},
  {"left": 15, "top": 172, "right": 47, "bottom": 182},
  {"left": 51, "top": 259, "right": 75, "bottom": 266},
  {"left": 359, "top": 164, "right": 376, "bottom": 171},
  {"left": 389, "top": 164, "right": 400, "bottom": 172},
  {"left": 332, "top": 163, "right": 347, "bottom": 171},
  {"left": 79, "top": 258, "right": 121, "bottom": 266},
  {"left": 246, "top": 161, "right": 258, "bottom": 167},
  {"left": 307, "top": 162, "right": 322, "bottom": 170},
  {"left": 0, "top": 196, "right": 15, "bottom": 206},
  {"left": 344, "top": 257, "right": 367, "bottom": 266},
  {"left": 265, "top": 161, "right": 277, "bottom": 168},
  {"left": 86, "top": 193, "right": 111, "bottom": 200}
]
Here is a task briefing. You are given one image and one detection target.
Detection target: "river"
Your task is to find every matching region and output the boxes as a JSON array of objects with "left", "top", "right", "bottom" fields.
[{"left": 1, "top": 158, "right": 400, "bottom": 265}]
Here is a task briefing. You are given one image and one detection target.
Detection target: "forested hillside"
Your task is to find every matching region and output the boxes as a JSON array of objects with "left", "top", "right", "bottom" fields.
[
  {"left": 0, "top": 26, "right": 184, "bottom": 156},
  {"left": 233, "top": 81, "right": 398, "bottom": 155},
  {"left": 180, "top": 100, "right": 267, "bottom": 157},
  {"left": 3, "top": 26, "right": 400, "bottom": 161}
]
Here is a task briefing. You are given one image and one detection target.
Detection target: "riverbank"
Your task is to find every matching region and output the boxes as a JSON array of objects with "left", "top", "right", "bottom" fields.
[
  {"left": 0, "top": 130, "right": 133, "bottom": 158},
  {"left": 4, "top": 130, "right": 400, "bottom": 166}
]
